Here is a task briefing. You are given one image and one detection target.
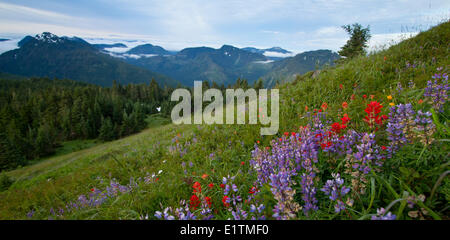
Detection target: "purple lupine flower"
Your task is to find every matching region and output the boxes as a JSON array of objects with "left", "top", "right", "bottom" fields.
[
  {"left": 408, "top": 79, "right": 415, "bottom": 89},
  {"left": 224, "top": 184, "right": 231, "bottom": 195},
  {"left": 269, "top": 170, "right": 301, "bottom": 220},
  {"left": 231, "top": 207, "right": 248, "bottom": 220},
  {"left": 154, "top": 207, "right": 175, "bottom": 220},
  {"left": 371, "top": 208, "right": 396, "bottom": 220},
  {"left": 386, "top": 103, "right": 415, "bottom": 155},
  {"left": 424, "top": 71, "right": 449, "bottom": 112},
  {"left": 175, "top": 201, "right": 197, "bottom": 220},
  {"left": 414, "top": 110, "right": 433, "bottom": 127},
  {"left": 26, "top": 209, "right": 35, "bottom": 219},
  {"left": 250, "top": 145, "right": 278, "bottom": 185},
  {"left": 346, "top": 133, "right": 385, "bottom": 195},
  {"left": 396, "top": 82, "right": 403, "bottom": 95},
  {"left": 414, "top": 110, "right": 436, "bottom": 145},
  {"left": 249, "top": 204, "right": 266, "bottom": 220},
  {"left": 321, "top": 173, "right": 351, "bottom": 213},
  {"left": 38, "top": 175, "right": 154, "bottom": 219},
  {"left": 232, "top": 184, "right": 238, "bottom": 192},
  {"left": 199, "top": 201, "right": 214, "bottom": 220},
  {"left": 155, "top": 200, "right": 198, "bottom": 220},
  {"left": 300, "top": 168, "right": 318, "bottom": 215}
]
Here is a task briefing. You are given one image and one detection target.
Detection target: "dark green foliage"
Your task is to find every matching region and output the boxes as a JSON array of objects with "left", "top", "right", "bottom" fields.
[
  {"left": 338, "top": 23, "right": 371, "bottom": 60},
  {"left": 0, "top": 77, "right": 174, "bottom": 170},
  {"left": 98, "top": 117, "right": 116, "bottom": 141},
  {"left": 253, "top": 78, "right": 264, "bottom": 89},
  {"left": 0, "top": 132, "right": 25, "bottom": 171},
  {"left": 35, "top": 123, "right": 58, "bottom": 157}
]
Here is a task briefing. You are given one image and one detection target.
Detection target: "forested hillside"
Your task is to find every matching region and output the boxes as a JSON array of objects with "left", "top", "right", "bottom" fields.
[{"left": 0, "top": 77, "right": 173, "bottom": 171}]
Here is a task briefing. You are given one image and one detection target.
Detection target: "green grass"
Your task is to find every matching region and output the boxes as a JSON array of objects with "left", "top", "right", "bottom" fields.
[
  {"left": 0, "top": 21, "right": 448, "bottom": 220},
  {"left": 145, "top": 113, "right": 172, "bottom": 128},
  {"left": 6, "top": 114, "right": 169, "bottom": 179},
  {"left": 25, "top": 139, "right": 101, "bottom": 166},
  {"left": 0, "top": 123, "right": 194, "bottom": 219}
]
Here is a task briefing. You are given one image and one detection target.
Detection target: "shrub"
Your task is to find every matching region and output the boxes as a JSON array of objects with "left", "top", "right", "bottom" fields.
[{"left": 0, "top": 173, "right": 14, "bottom": 191}]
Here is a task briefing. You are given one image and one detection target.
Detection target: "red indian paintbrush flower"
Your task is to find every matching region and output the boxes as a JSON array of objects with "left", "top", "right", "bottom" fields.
[
  {"left": 205, "top": 196, "right": 212, "bottom": 207},
  {"left": 189, "top": 194, "right": 200, "bottom": 209},
  {"left": 332, "top": 123, "right": 347, "bottom": 134},
  {"left": 363, "top": 101, "right": 384, "bottom": 130},
  {"left": 222, "top": 196, "right": 230, "bottom": 207},
  {"left": 341, "top": 114, "right": 350, "bottom": 124},
  {"left": 193, "top": 181, "right": 202, "bottom": 193}
]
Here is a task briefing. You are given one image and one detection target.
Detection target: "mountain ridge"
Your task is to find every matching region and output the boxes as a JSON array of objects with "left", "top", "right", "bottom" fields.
[
  {"left": 0, "top": 32, "right": 340, "bottom": 87},
  {"left": 0, "top": 32, "right": 177, "bottom": 87}
]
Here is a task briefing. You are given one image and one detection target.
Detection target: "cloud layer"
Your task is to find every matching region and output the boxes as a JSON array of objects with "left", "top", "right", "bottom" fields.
[{"left": 0, "top": 0, "right": 448, "bottom": 53}]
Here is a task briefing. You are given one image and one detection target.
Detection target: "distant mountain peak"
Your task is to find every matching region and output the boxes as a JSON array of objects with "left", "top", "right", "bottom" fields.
[
  {"left": 126, "top": 43, "right": 170, "bottom": 55},
  {"left": 241, "top": 46, "right": 292, "bottom": 59},
  {"left": 265, "top": 47, "right": 291, "bottom": 54},
  {"left": 35, "top": 32, "right": 64, "bottom": 44},
  {"left": 16, "top": 32, "right": 92, "bottom": 50},
  {"left": 220, "top": 45, "right": 238, "bottom": 50}
]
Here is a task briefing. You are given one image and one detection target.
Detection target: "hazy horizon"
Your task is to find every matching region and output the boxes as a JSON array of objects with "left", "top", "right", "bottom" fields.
[{"left": 0, "top": 0, "right": 449, "bottom": 54}]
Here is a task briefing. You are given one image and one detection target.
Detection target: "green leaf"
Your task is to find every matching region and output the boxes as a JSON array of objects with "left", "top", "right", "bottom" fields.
[{"left": 399, "top": 167, "right": 410, "bottom": 176}]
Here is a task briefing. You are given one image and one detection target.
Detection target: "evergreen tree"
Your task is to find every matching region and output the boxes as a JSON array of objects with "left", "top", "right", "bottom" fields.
[
  {"left": 0, "top": 132, "right": 25, "bottom": 171},
  {"left": 120, "top": 111, "right": 134, "bottom": 137},
  {"left": 338, "top": 23, "right": 371, "bottom": 60},
  {"left": 253, "top": 78, "right": 264, "bottom": 90},
  {"left": 35, "top": 123, "right": 57, "bottom": 157},
  {"left": 98, "top": 117, "right": 115, "bottom": 141}
]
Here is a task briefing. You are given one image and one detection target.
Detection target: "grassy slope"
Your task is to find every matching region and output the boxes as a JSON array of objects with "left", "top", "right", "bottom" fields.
[
  {"left": 0, "top": 122, "right": 193, "bottom": 219},
  {"left": 0, "top": 21, "right": 449, "bottom": 220}
]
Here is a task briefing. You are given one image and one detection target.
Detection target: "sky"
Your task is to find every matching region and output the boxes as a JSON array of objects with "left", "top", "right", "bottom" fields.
[{"left": 0, "top": 0, "right": 448, "bottom": 54}]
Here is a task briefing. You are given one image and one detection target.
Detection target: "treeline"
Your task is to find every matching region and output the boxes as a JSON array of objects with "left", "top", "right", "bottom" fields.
[
  {"left": 204, "top": 78, "right": 264, "bottom": 90},
  {"left": 0, "top": 77, "right": 173, "bottom": 171}
]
